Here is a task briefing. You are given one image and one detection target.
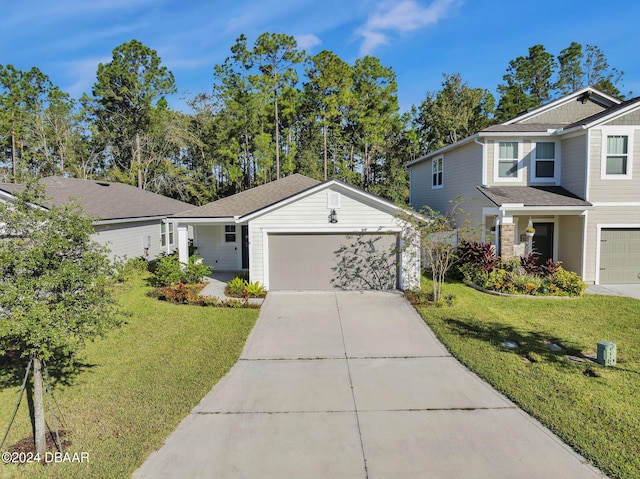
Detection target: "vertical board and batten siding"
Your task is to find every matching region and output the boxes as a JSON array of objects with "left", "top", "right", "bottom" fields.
[
  {"left": 93, "top": 220, "right": 168, "bottom": 261},
  {"left": 248, "top": 187, "right": 412, "bottom": 288},
  {"left": 560, "top": 134, "right": 588, "bottom": 198},
  {"left": 588, "top": 128, "right": 640, "bottom": 202},
  {"left": 519, "top": 100, "right": 606, "bottom": 125},
  {"left": 196, "top": 225, "right": 240, "bottom": 271}
]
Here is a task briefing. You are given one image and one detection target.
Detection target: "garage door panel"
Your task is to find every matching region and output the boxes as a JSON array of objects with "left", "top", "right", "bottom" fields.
[
  {"left": 600, "top": 229, "right": 640, "bottom": 284},
  {"left": 269, "top": 233, "right": 398, "bottom": 290}
]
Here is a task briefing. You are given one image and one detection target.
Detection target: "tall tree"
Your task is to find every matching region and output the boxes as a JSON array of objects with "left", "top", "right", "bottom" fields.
[
  {"left": 416, "top": 73, "right": 494, "bottom": 153},
  {"left": 557, "top": 42, "right": 625, "bottom": 97},
  {"left": 495, "top": 45, "right": 556, "bottom": 121},
  {"left": 0, "top": 182, "right": 122, "bottom": 455},
  {"left": 0, "top": 65, "right": 60, "bottom": 182},
  {"left": 249, "top": 33, "right": 305, "bottom": 179},
  {"left": 91, "top": 39, "right": 176, "bottom": 188},
  {"left": 349, "top": 56, "right": 400, "bottom": 190},
  {"left": 304, "top": 51, "right": 353, "bottom": 180}
]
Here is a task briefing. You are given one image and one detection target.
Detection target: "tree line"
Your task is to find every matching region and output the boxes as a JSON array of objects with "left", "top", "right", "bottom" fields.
[{"left": 0, "top": 36, "right": 628, "bottom": 206}]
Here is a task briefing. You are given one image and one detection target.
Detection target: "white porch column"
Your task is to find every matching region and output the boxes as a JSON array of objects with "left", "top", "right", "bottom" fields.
[{"left": 177, "top": 224, "right": 189, "bottom": 264}]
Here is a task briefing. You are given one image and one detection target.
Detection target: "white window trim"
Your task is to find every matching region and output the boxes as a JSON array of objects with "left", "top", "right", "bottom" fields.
[
  {"left": 599, "top": 126, "right": 634, "bottom": 180},
  {"left": 493, "top": 140, "right": 523, "bottom": 182},
  {"left": 530, "top": 140, "right": 560, "bottom": 184},
  {"left": 224, "top": 224, "right": 237, "bottom": 243},
  {"left": 432, "top": 157, "right": 443, "bottom": 189}
]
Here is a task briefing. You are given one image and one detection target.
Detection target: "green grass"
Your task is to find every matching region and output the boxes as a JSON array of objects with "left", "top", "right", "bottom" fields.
[
  {"left": 412, "top": 277, "right": 640, "bottom": 479},
  {"left": 0, "top": 275, "right": 259, "bottom": 478}
]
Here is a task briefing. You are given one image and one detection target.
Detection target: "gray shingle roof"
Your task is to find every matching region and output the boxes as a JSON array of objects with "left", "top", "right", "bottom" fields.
[
  {"left": 481, "top": 123, "right": 566, "bottom": 133},
  {"left": 476, "top": 186, "right": 592, "bottom": 207},
  {"left": 0, "top": 177, "right": 193, "bottom": 220},
  {"left": 175, "top": 173, "right": 321, "bottom": 218}
]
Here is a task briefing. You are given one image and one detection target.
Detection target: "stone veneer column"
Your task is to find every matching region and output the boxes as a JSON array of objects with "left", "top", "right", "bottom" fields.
[{"left": 499, "top": 223, "right": 515, "bottom": 259}]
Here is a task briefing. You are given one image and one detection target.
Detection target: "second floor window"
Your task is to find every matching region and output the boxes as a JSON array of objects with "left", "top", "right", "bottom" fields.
[
  {"left": 432, "top": 157, "right": 443, "bottom": 188},
  {"left": 498, "top": 141, "right": 519, "bottom": 179},
  {"left": 534, "top": 142, "right": 556, "bottom": 179},
  {"left": 606, "top": 135, "right": 628, "bottom": 175}
]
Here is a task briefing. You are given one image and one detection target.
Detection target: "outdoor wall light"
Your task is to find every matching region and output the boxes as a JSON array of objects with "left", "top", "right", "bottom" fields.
[{"left": 329, "top": 209, "right": 338, "bottom": 223}]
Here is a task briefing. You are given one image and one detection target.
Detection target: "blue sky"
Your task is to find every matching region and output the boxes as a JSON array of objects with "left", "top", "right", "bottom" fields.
[{"left": 3, "top": 0, "right": 639, "bottom": 113}]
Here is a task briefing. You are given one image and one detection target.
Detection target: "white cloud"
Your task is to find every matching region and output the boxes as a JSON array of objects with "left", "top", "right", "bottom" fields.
[
  {"left": 358, "top": 0, "right": 460, "bottom": 55},
  {"left": 295, "top": 34, "right": 322, "bottom": 51}
]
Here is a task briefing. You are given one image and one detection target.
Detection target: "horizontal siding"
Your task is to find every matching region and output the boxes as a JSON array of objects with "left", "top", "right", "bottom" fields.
[
  {"left": 410, "top": 142, "right": 488, "bottom": 228},
  {"left": 196, "top": 225, "right": 240, "bottom": 271},
  {"left": 560, "top": 134, "right": 587, "bottom": 198},
  {"left": 588, "top": 128, "right": 640, "bottom": 202},
  {"left": 248, "top": 187, "right": 418, "bottom": 289},
  {"left": 557, "top": 215, "right": 584, "bottom": 276},
  {"left": 93, "top": 220, "right": 170, "bottom": 261}
]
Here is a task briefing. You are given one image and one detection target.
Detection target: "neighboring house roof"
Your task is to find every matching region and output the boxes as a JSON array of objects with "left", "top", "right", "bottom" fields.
[
  {"left": 476, "top": 185, "right": 592, "bottom": 208},
  {"left": 175, "top": 173, "right": 321, "bottom": 219},
  {"left": 0, "top": 177, "right": 192, "bottom": 221},
  {"left": 481, "top": 123, "right": 566, "bottom": 133}
]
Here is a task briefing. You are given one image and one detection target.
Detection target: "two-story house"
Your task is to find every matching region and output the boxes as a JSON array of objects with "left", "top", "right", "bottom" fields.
[{"left": 407, "top": 87, "right": 640, "bottom": 285}]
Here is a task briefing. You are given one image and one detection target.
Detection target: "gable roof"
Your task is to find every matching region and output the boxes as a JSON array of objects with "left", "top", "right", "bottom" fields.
[
  {"left": 562, "top": 95, "right": 640, "bottom": 131},
  {"left": 476, "top": 185, "right": 592, "bottom": 208},
  {"left": 175, "top": 174, "right": 321, "bottom": 219},
  {"left": 0, "top": 177, "right": 192, "bottom": 221}
]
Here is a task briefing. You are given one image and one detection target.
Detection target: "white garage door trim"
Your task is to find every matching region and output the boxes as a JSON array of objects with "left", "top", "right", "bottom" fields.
[
  {"left": 262, "top": 226, "right": 403, "bottom": 290},
  {"left": 596, "top": 224, "right": 640, "bottom": 284}
]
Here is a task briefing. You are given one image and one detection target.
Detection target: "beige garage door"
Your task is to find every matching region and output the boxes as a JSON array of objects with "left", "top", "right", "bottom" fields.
[
  {"left": 268, "top": 233, "right": 398, "bottom": 290},
  {"left": 600, "top": 229, "right": 640, "bottom": 283}
]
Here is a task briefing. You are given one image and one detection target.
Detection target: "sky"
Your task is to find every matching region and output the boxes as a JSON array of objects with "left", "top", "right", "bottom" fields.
[{"left": 2, "top": 0, "right": 640, "bottom": 114}]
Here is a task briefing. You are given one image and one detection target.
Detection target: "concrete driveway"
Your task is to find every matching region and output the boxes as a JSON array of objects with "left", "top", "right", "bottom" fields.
[{"left": 133, "top": 291, "right": 605, "bottom": 479}]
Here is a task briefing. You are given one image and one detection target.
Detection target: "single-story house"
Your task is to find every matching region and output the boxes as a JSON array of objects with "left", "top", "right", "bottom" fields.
[
  {"left": 170, "top": 174, "right": 420, "bottom": 291},
  {"left": 0, "top": 177, "right": 193, "bottom": 261}
]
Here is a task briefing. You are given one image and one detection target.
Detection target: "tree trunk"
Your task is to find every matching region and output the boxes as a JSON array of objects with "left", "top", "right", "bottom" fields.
[
  {"left": 11, "top": 120, "right": 17, "bottom": 183},
  {"left": 33, "top": 356, "right": 47, "bottom": 455},
  {"left": 323, "top": 119, "right": 328, "bottom": 181},
  {"left": 274, "top": 91, "right": 280, "bottom": 180},
  {"left": 136, "top": 131, "right": 143, "bottom": 188}
]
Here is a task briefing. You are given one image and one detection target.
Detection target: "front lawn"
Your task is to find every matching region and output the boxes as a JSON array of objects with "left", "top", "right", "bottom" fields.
[
  {"left": 0, "top": 274, "right": 259, "bottom": 479},
  {"left": 411, "top": 277, "right": 640, "bottom": 479}
]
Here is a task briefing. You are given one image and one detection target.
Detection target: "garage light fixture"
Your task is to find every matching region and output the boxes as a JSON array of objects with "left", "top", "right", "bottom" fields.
[{"left": 329, "top": 209, "right": 338, "bottom": 223}]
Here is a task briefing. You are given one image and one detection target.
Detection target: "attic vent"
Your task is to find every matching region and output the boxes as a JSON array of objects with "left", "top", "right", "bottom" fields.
[
  {"left": 96, "top": 182, "right": 110, "bottom": 187},
  {"left": 327, "top": 191, "right": 341, "bottom": 209}
]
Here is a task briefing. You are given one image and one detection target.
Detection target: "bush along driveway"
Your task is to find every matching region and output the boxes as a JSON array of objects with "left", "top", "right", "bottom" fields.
[{"left": 411, "top": 277, "right": 639, "bottom": 479}]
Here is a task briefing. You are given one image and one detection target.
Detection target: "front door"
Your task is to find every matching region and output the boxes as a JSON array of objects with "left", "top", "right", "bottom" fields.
[
  {"left": 241, "top": 225, "right": 249, "bottom": 269},
  {"left": 533, "top": 222, "right": 554, "bottom": 264}
]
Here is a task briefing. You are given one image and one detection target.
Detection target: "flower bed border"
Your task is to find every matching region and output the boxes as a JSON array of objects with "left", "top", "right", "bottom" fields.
[{"left": 463, "top": 280, "right": 579, "bottom": 299}]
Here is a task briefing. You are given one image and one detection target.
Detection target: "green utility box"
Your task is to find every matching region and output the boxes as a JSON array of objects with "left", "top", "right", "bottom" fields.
[{"left": 597, "top": 342, "right": 616, "bottom": 366}]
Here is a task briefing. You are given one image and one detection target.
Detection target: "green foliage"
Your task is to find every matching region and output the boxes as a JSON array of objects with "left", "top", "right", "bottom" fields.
[
  {"left": 0, "top": 181, "right": 123, "bottom": 361},
  {"left": 244, "top": 281, "right": 267, "bottom": 297},
  {"left": 149, "top": 253, "right": 211, "bottom": 287},
  {"left": 226, "top": 276, "right": 249, "bottom": 297},
  {"left": 114, "top": 256, "right": 149, "bottom": 282},
  {"left": 459, "top": 247, "right": 586, "bottom": 297}
]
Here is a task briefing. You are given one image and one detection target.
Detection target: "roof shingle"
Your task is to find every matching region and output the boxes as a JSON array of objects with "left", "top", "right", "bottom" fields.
[{"left": 476, "top": 185, "right": 592, "bottom": 207}]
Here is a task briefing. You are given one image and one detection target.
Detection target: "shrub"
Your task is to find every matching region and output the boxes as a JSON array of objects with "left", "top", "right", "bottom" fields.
[
  {"left": 539, "top": 258, "right": 561, "bottom": 278},
  {"left": 150, "top": 253, "right": 211, "bottom": 287},
  {"left": 150, "top": 253, "right": 184, "bottom": 287},
  {"left": 184, "top": 255, "right": 212, "bottom": 284},
  {"left": 226, "top": 276, "right": 248, "bottom": 297},
  {"left": 550, "top": 267, "right": 586, "bottom": 296},
  {"left": 458, "top": 240, "right": 499, "bottom": 272},
  {"left": 114, "top": 256, "right": 149, "bottom": 282},
  {"left": 519, "top": 252, "right": 540, "bottom": 274},
  {"left": 244, "top": 281, "right": 267, "bottom": 298}
]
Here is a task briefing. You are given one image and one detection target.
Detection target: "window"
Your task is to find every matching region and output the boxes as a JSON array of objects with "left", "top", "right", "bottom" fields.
[
  {"left": 161, "top": 223, "right": 175, "bottom": 247},
  {"left": 497, "top": 141, "right": 520, "bottom": 179},
  {"left": 606, "top": 135, "right": 628, "bottom": 175},
  {"left": 600, "top": 128, "right": 634, "bottom": 179},
  {"left": 432, "top": 157, "right": 443, "bottom": 188},
  {"left": 532, "top": 141, "right": 558, "bottom": 182},
  {"left": 225, "top": 225, "right": 236, "bottom": 243}
]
